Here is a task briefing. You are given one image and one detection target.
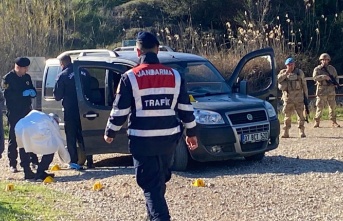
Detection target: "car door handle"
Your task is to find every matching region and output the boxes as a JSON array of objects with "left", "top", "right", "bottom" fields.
[
  {"left": 83, "top": 112, "right": 99, "bottom": 119},
  {"left": 267, "top": 94, "right": 276, "bottom": 101}
]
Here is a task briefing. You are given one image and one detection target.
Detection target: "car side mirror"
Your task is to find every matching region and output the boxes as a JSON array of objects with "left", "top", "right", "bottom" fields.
[
  {"left": 230, "top": 77, "right": 241, "bottom": 93},
  {"left": 239, "top": 80, "right": 248, "bottom": 95}
]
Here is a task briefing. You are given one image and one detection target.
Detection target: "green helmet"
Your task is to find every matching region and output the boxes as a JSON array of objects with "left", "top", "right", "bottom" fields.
[{"left": 319, "top": 53, "right": 331, "bottom": 61}]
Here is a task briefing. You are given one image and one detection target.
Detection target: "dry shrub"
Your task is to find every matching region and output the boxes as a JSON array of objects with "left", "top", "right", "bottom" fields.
[
  {"left": 0, "top": 1, "right": 72, "bottom": 76},
  {"left": 154, "top": 0, "right": 331, "bottom": 94}
]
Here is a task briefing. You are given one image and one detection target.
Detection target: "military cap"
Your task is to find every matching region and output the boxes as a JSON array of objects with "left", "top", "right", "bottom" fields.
[
  {"left": 15, "top": 57, "right": 31, "bottom": 67},
  {"left": 284, "top": 57, "right": 295, "bottom": 65},
  {"left": 136, "top": 31, "right": 159, "bottom": 49},
  {"left": 319, "top": 53, "right": 331, "bottom": 61}
]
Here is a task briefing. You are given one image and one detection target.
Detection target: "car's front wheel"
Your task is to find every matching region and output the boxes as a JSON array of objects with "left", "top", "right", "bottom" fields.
[
  {"left": 244, "top": 152, "right": 265, "bottom": 161},
  {"left": 171, "top": 140, "right": 189, "bottom": 171}
]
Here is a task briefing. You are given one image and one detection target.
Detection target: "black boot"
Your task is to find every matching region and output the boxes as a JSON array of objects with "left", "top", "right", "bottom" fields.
[
  {"left": 35, "top": 172, "right": 55, "bottom": 181},
  {"left": 86, "top": 155, "right": 95, "bottom": 169},
  {"left": 20, "top": 148, "right": 35, "bottom": 179},
  {"left": 24, "top": 169, "right": 36, "bottom": 180}
]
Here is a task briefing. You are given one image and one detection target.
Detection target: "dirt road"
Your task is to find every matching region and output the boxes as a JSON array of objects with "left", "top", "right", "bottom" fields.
[{"left": 1, "top": 120, "right": 343, "bottom": 221}]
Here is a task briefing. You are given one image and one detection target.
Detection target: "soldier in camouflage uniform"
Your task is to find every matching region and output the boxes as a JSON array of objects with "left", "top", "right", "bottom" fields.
[
  {"left": 313, "top": 53, "right": 340, "bottom": 128},
  {"left": 278, "top": 58, "right": 308, "bottom": 138}
]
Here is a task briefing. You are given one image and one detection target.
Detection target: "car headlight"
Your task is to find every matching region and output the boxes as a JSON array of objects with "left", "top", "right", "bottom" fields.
[
  {"left": 264, "top": 101, "right": 276, "bottom": 118},
  {"left": 194, "top": 109, "right": 225, "bottom": 125}
]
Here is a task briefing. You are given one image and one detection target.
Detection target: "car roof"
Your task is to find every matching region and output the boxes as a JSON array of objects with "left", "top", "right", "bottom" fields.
[
  {"left": 113, "top": 51, "right": 207, "bottom": 64},
  {"left": 46, "top": 49, "right": 207, "bottom": 65},
  {"left": 114, "top": 45, "right": 174, "bottom": 52},
  {"left": 46, "top": 50, "right": 208, "bottom": 67},
  {"left": 45, "top": 49, "right": 119, "bottom": 66}
]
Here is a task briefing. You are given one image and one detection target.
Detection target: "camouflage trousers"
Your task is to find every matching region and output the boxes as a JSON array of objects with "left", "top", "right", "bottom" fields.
[
  {"left": 282, "top": 102, "right": 305, "bottom": 129},
  {"left": 315, "top": 95, "right": 336, "bottom": 120}
]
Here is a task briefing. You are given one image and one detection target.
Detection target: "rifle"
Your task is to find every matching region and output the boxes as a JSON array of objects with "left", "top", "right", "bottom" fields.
[
  {"left": 303, "top": 94, "right": 309, "bottom": 123},
  {"left": 328, "top": 74, "right": 340, "bottom": 87},
  {"left": 322, "top": 67, "right": 340, "bottom": 87}
]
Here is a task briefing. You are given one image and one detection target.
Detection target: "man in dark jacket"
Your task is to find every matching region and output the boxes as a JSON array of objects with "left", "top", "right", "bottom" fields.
[
  {"left": 53, "top": 55, "right": 93, "bottom": 170},
  {"left": 2, "top": 57, "right": 37, "bottom": 179},
  {"left": 54, "top": 55, "right": 82, "bottom": 170},
  {"left": 104, "top": 31, "right": 198, "bottom": 221}
]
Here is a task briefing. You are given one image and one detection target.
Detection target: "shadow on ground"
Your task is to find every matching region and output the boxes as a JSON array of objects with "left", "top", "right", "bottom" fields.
[
  {"left": 176, "top": 155, "right": 343, "bottom": 178},
  {"left": 54, "top": 155, "right": 134, "bottom": 182},
  {"left": 54, "top": 168, "right": 135, "bottom": 182},
  {"left": 69, "top": 154, "right": 343, "bottom": 181}
]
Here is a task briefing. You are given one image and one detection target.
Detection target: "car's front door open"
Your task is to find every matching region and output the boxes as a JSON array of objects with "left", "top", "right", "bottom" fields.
[
  {"left": 228, "top": 47, "right": 277, "bottom": 111},
  {"left": 73, "top": 60, "right": 131, "bottom": 155}
]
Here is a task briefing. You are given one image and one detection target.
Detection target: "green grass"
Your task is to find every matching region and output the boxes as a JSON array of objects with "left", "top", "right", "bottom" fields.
[
  {"left": 0, "top": 181, "right": 77, "bottom": 221},
  {"left": 278, "top": 107, "right": 343, "bottom": 123}
]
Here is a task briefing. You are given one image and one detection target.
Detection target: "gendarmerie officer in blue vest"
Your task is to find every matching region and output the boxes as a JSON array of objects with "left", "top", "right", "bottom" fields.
[
  {"left": 2, "top": 57, "right": 38, "bottom": 179},
  {"left": 104, "top": 32, "right": 198, "bottom": 221}
]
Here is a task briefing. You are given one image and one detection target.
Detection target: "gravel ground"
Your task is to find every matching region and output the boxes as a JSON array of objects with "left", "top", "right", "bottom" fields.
[{"left": 1, "top": 120, "right": 343, "bottom": 221}]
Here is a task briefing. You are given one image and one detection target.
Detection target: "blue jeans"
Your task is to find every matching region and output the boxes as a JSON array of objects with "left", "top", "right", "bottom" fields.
[{"left": 133, "top": 154, "right": 173, "bottom": 221}]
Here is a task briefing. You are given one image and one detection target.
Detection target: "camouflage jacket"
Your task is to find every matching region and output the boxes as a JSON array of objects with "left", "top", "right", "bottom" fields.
[
  {"left": 313, "top": 65, "right": 338, "bottom": 96},
  {"left": 278, "top": 68, "right": 308, "bottom": 103}
]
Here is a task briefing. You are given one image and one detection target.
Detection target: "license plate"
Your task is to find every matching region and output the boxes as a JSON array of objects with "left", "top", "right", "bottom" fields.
[{"left": 241, "top": 132, "right": 269, "bottom": 143}]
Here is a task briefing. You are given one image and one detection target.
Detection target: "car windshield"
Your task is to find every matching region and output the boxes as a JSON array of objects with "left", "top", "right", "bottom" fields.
[{"left": 164, "top": 61, "right": 231, "bottom": 96}]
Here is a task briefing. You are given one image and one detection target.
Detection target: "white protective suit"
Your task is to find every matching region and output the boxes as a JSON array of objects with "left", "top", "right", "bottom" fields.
[{"left": 15, "top": 110, "right": 70, "bottom": 163}]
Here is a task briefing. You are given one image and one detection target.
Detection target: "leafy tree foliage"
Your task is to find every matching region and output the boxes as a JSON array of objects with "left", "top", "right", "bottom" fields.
[{"left": 68, "top": 0, "right": 131, "bottom": 48}]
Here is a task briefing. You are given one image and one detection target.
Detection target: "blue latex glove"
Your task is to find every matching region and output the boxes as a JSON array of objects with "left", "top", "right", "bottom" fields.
[
  {"left": 29, "top": 89, "right": 36, "bottom": 97},
  {"left": 69, "top": 163, "right": 84, "bottom": 171},
  {"left": 22, "top": 89, "right": 31, "bottom": 96}
]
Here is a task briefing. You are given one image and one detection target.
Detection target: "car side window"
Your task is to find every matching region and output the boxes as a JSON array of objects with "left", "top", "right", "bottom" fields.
[
  {"left": 107, "top": 70, "right": 122, "bottom": 106},
  {"left": 44, "top": 66, "right": 61, "bottom": 98},
  {"left": 79, "top": 67, "right": 106, "bottom": 106},
  {"left": 78, "top": 67, "right": 128, "bottom": 107},
  {"left": 238, "top": 56, "right": 273, "bottom": 94}
]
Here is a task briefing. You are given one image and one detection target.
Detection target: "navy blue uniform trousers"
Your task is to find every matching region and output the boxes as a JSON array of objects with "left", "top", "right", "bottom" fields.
[
  {"left": 64, "top": 118, "right": 81, "bottom": 164},
  {"left": 65, "top": 117, "right": 93, "bottom": 166},
  {"left": 7, "top": 110, "right": 38, "bottom": 169},
  {"left": 133, "top": 154, "right": 173, "bottom": 221},
  {"left": 36, "top": 153, "right": 54, "bottom": 178}
]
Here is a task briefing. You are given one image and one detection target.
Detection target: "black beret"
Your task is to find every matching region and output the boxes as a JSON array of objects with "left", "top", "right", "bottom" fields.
[
  {"left": 15, "top": 57, "right": 30, "bottom": 67},
  {"left": 136, "top": 31, "right": 159, "bottom": 49}
]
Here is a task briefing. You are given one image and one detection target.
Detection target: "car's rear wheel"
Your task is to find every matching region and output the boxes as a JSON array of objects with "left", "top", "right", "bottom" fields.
[
  {"left": 244, "top": 152, "right": 265, "bottom": 161},
  {"left": 171, "top": 140, "right": 189, "bottom": 171}
]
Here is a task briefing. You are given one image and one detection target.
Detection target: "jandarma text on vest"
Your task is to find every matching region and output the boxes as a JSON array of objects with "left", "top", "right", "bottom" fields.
[{"left": 136, "top": 69, "right": 173, "bottom": 77}]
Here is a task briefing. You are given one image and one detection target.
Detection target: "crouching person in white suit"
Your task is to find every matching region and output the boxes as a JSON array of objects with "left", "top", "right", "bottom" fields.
[{"left": 15, "top": 110, "right": 71, "bottom": 181}]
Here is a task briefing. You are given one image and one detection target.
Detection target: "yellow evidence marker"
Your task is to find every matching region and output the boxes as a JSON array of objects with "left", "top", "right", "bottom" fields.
[
  {"left": 192, "top": 179, "right": 205, "bottom": 187},
  {"left": 5, "top": 183, "right": 14, "bottom": 191},
  {"left": 93, "top": 181, "right": 103, "bottom": 191}
]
